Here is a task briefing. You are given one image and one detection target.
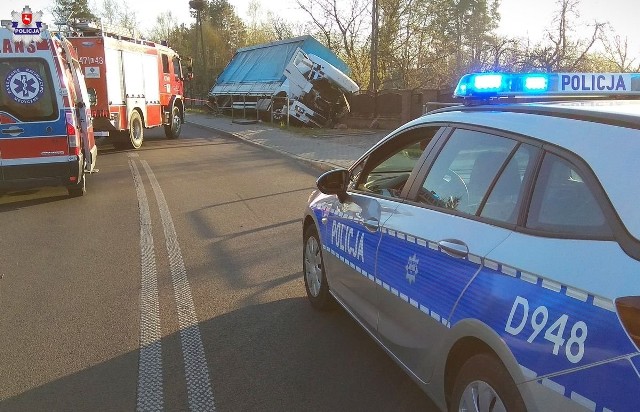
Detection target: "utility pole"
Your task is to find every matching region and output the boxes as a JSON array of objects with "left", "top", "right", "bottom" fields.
[
  {"left": 189, "top": 0, "right": 206, "bottom": 94},
  {"left": 369, "top": 0, "right": 379, "bottom": 118}
]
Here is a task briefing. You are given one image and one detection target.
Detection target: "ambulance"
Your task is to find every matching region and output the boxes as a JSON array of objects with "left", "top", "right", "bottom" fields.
[
  {"left": 68, "top": 21, "right": 190, "bottom": 149},
  {"left": 0, "top": 26, "right": 97, "bottom": 197}
]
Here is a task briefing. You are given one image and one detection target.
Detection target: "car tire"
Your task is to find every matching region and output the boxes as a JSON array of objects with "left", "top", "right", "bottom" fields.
[
  {"left": 303, "top": 225, "right": 333, "bottom": 310},
  {"left": 67, "top": 172, "right": 86, "bottom": 197},
  {"left": 450, "top": 353, "right": 526, "bottom": 412},
  {"left": 128, "top": 110, "right": 144, "bottom": 149},
  {"left": 164, "top": 105, "right": 182, "bottom": 139}
]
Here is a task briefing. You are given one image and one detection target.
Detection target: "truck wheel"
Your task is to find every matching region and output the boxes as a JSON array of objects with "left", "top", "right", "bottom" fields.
[
  {"left": 129, "top": 111, "right": 144, "bottom": 149},
  {"left": 67, "top": 172, "right": 86, "bottom": 197},
  {"left": 164, "top": 106, "right": 181, "bottom": 139},
  {"left": 450, "top": 353, "right": 526, "bottom": 412}
]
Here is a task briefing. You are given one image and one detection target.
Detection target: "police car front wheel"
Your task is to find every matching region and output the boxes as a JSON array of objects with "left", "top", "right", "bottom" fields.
[
  {"left": 303, "top": 225, "right": 333, "bottom": 310},
  {"left": 450, "top": 353, "right": 525, "bottom": 412}
]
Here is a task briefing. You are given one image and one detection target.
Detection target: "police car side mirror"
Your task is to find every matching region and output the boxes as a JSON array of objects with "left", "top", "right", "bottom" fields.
[{"left": 317, "top": 169, "right": 349, "bottom": 202}]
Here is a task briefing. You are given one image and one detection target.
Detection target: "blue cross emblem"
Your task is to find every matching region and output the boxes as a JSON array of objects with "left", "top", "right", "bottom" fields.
[{"left": 4, "top": 67, "right": 44, "bottom": 104}]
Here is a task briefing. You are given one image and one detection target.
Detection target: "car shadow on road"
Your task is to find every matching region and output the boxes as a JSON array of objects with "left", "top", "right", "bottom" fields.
[
  {"left": 1, "top": 298, "right": 439, "bottom": 411},
  {"left": 0, "top": 192, "right": 70, "bottom": 212}
]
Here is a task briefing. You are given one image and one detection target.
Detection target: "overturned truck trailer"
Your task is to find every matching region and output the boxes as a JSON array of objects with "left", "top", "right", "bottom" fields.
[{"left": 208, "top": 36, "right": 359, "bottom": 127}]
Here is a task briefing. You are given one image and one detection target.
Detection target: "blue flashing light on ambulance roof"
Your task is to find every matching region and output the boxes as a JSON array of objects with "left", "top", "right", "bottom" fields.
[{"left": 454, "top": 72, "right": 640, "bottom": 99}]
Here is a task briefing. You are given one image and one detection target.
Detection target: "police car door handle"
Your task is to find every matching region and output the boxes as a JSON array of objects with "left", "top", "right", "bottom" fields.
[
  {"left": 438, "top": 239, "right": 468, "bottom": 258},
  {"left": 363, "top": 218, "right": 379, "bottom": 232}
]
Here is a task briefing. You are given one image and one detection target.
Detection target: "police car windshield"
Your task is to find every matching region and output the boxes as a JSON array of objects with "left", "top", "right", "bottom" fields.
[{"left": 0, "top": 58, "right": 58, "bottom": 122}]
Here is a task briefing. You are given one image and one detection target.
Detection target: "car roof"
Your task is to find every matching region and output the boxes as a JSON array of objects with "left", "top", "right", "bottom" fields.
[
  {"left": 432, "top": 99, "right": 640, "bottom": 129},
  {"left": 396, "top": 99, "right": 640, "bottom": 242}
]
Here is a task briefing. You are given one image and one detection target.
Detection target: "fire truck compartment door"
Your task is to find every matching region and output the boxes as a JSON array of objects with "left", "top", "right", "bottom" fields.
[
  {"left": 105, "top": 48, "right": 124, "bottom": 105},
  {"left": 141, "top": 54, "right": 160, "bottom": 103},
  {"left": 122, "top": 51, "right": 145, "bottom": 98}
]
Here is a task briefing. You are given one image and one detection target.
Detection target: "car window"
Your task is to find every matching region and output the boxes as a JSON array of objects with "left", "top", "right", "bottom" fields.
[
  {"left": 526, "top": 153, "right": 612, "bottom": 237},
  {"left": 480, "top": 144, "right": 537, "bottom": 224},
  {"left": 353, "top": 126, "right": 440, "bottom": 199},
  {"left": 161, "top": 54, "right": 170, "bottom": 74},
  {"left": 416, "top": 129, "right": 517, "bottom": 215},
  {"left": 173, "top": 57, "right": 182, "bottom": 80},
  {"left": 0, "top": 57, "right": 57, "bottom": 122}
]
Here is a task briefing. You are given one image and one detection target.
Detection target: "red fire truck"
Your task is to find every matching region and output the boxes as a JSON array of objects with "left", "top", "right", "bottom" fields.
[{"left": 68, "top": 22, "right": 191, "bottom": 149}]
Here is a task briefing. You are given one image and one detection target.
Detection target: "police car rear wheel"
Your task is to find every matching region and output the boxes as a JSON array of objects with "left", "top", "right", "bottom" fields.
[
  {"left": 303, "top": 225, "right": 333, "bottom": 310},
  {"left": 129, "top": 111, "right": 144, "bottom": 149},
  {"left": 165, "top": 106, "right": 181, "bottom": 139},
  {"left": 450, "top": 353, "right": 525, "bottom": 412}
]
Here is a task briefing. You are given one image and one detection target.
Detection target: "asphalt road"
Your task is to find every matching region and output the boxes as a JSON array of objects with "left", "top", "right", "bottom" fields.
[{"left": 0, "top": 124, "right": 437, "bottom": 411}]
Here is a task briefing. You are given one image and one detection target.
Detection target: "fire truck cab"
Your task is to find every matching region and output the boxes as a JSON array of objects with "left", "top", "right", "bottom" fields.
[
  {"left": 68, "top": 22, "right": 188, "bottom": 149},
  {"left": 0, "top": 27, "right": 97, "bottom": 197}
]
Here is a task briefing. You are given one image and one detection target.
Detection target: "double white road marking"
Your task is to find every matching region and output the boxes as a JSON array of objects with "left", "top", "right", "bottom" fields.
[{"left": 129, "top": 154, "right": 216, "bottom": 411}]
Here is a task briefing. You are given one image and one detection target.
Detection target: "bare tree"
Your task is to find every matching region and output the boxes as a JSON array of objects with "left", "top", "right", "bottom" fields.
[
  {"left": 95, "top": 0, "right": 140, "bottom": 37},
  {"left": 295, "top": 0, "right": 371, "bottom": 87},
  {"left": 601, "top": 29, "right": 639, "bottom": 72},
  {"left": 98, "top": 0, "right": 118, "bottom": 25},
  {"left": 243, "top": 1, "right": 297, "bottom": 45},
  {"left": 147, "top": 11, "right": 178, "bottom": 43},
  {"left": 527, "top": 0, "right": 605, "bottom": 71}
]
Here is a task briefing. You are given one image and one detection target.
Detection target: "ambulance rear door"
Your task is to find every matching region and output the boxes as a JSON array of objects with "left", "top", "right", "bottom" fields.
[
  {"left": 61, "top": 39, "right": 96, "bottom": 172},
  {"left": 0, "top": 33, "right": 68, "bottom": 184}
]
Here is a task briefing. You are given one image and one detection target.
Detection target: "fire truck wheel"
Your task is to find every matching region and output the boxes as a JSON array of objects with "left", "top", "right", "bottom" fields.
[
  {"left": 67, "top": 173, "right": 86, "bottom": 197},
  {"left": 165, "top": 106, "right": 182, "bottom": 139},
  {"left": 129, "top": 111, "right": 144, "bottom": 149}
]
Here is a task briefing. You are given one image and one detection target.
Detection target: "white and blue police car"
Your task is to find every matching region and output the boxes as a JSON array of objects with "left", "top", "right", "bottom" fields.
[{"left": 302, "top": 72, "right": 640, "bottom": 411}]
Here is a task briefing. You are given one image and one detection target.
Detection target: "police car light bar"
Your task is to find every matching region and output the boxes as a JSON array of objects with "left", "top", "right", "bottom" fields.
[{"left": 454, "top": 72, "right": 640, "bottom": 99}]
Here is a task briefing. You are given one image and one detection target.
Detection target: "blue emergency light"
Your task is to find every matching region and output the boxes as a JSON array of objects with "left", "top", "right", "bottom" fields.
[{"left": 454, "top": 72, "right": 640, "bottom": 99}]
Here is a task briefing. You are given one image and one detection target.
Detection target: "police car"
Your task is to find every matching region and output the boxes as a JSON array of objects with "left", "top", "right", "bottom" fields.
[{"left": 302, "top": 72, "right": 640, "bottom": 411}]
